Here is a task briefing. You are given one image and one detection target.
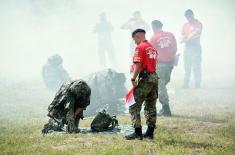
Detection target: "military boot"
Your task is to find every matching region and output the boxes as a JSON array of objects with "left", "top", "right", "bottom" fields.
[
  {"left": 143, "top": 126, "right": 155, "bottom": 139},
  {"left": 159, "top": 104, "right": 172, "bottom": 116},
  {"left": 125, "top": 127, "right": 143, "bottom": 140},
  {"left": 67, "top": 120, "right": 80, "bottom": 133}
]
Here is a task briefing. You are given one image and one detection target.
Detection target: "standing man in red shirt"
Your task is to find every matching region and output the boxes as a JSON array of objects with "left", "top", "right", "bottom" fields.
[
  {"left": 150, "top": 20, "right": 177, "bottom": 116},
  {"left": 181, "top": 9, "right": 202, "bottom": 88},
  {"left": 125, "top": 29, "right": 158, "bottom": 140}
]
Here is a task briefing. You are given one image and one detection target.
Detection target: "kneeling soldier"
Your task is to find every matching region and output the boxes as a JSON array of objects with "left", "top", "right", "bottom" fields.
[{"left": 42, "top": 80, "right": 91, "bottom": 134}]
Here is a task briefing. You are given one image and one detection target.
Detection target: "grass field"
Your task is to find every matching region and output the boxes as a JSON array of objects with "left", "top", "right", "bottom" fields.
[{"left": 0, "top": 80, "right": 234, "bottom": 155}]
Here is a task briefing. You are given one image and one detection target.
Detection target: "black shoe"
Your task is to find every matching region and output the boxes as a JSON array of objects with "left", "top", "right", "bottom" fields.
[
  {"left": 125, "top": 128, "right": 143, "bottom": 140},
  {"left": 143, "top": 126, "right": 155, "bottom": 139},
  {"left": 159, "top": 104, "right": 172, "bottom": 116}
]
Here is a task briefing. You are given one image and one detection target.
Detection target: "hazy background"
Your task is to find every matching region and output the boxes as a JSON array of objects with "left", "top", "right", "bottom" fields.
[
  {"left": 1, "top": 2, "right": 235, "bottom": 153},
  {"left": 0, "top": 0, "right": 235, "bottom": 87}
]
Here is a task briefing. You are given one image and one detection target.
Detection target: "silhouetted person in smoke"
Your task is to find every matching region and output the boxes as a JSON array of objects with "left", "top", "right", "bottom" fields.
[
  {"left": 181, "top": 9, "right": 203, "bottom": 88},
  {"left": 42, "top": 54, "right": 71, "bottom": 92},
  {"left": 121, "top": 11, "right": 150, "bottom": 57},
  {"left": 94, "top": 12, "right": 117, "bottom": 69}
]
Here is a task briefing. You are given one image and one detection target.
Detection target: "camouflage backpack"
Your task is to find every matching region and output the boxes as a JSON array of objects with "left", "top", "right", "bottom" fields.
[{"left": 91, "top": 110, "right": 118, "bottom": 132}]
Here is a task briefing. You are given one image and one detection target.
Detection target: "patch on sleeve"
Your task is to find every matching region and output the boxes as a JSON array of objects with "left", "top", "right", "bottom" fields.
[
  {"left": 134, "top": 50, "right": 139, "bottom": 56},
  {"left": 133, "top": 56, "right": 141, "bottom": 62}
]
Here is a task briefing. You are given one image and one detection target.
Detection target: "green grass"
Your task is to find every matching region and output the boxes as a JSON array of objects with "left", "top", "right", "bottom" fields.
[
  {"left": 0, "top": 114, "right": 234, "bottom": 155},
  {"left": 0, "top": 80, "right": 235, "bottom": 154}
]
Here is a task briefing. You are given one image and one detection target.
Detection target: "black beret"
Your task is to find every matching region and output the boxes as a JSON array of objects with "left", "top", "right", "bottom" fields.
[{"left": 132, "top": 29, "right": 146, "bottom": 38}]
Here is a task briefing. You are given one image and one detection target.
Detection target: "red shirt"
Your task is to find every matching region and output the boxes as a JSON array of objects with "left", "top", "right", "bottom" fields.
[
  {"left": 133, "top": 40, "right": 158, "bottom": 73},
  {"left": 182, "top": 19, "right": 202, "bottom": 44},
  {"left": 150, "top": 31, "right": 177, "bottom": 62}
]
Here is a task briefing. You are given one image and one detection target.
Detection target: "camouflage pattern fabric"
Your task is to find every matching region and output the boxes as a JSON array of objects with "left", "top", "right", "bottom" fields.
[
  {"left": 84, "top": 69, "right": 127, "bottom": 116},
  {"left": 129, "top": 73, "right": 158, "bottom": 128},
  {"left": 42, "top": 80, "right": 91, "bottom": 134},
  {"left": 156, "top": 62, "right": 174, "bottom": 105}
]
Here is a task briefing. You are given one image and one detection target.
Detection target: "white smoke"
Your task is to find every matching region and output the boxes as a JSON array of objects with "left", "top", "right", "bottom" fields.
[{"left": 0, "top": 0, "right": 234, "bottom": 88}]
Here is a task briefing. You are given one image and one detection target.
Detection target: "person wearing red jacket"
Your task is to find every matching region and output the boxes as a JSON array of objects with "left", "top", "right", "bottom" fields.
[
  {"left": 181, "top": 9, "right": 203, "bottom": 88},
  {"left": 150, "top": 20, "right": 177, "bottom": 116}
]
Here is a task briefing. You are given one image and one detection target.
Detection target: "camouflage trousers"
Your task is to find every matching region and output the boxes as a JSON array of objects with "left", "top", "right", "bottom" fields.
[
  {"left": 66, "top": 110, "right": 82, "bottom": 133},
  {"left": 43, "top": 109, "right": 83, "bottom": 133},
  {"left": 129, "top": 74, "right": 158, "bottom": 128},
  {"left": 157, "top": 63, "right": 174, "bottom": 105}
]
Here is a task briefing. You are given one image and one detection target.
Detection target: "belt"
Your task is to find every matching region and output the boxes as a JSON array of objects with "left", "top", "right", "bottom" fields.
[
  {"left": 139, "top": 72, "right": 156, "bottom": 78},
  {"left": 140, "top": 72, "right": 156, "bottom": 75}
]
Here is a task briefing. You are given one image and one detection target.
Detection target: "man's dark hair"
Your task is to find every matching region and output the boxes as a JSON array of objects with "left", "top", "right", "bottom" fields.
[
  {"left": 151, "top": 20, "right": 163, "bottom": 28},
  {"left": 132, "top": 29, "right": 146, "bottom": 38},
  {"left": 185, "top": 9, "right": 194, "bottom": 17}
]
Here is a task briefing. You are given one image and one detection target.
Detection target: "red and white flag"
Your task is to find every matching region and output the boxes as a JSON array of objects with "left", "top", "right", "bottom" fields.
[{"left": 125, "top": 87, "right": 135, "bottom": 107}]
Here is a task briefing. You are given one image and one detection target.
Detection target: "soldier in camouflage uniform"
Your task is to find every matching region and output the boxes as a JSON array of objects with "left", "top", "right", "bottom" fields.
[
  {"left": 42, "top": 80, "right": 91, "bottom": 134},
  {"left": 150, "top": 20, "right": 178, "bottom": 116},
  {"left": 125, "top": 29, "right": 158, "bottom": 140},
  {"left": 42, "top": 54, "right": 71, "bottom": 92},
  {"left": 84, "top": 69, "right": 127, "bottom": 116}
]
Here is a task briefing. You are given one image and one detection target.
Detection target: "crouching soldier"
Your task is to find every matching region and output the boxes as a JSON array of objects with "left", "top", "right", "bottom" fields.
[{"left": 42, "top": 80, "right": 91, "bottom": 134}]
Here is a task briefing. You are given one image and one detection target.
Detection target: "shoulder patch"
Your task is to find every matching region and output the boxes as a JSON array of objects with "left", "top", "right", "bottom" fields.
[{"left": 134, "top": 50, "right": 139, "bottom": 56}]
